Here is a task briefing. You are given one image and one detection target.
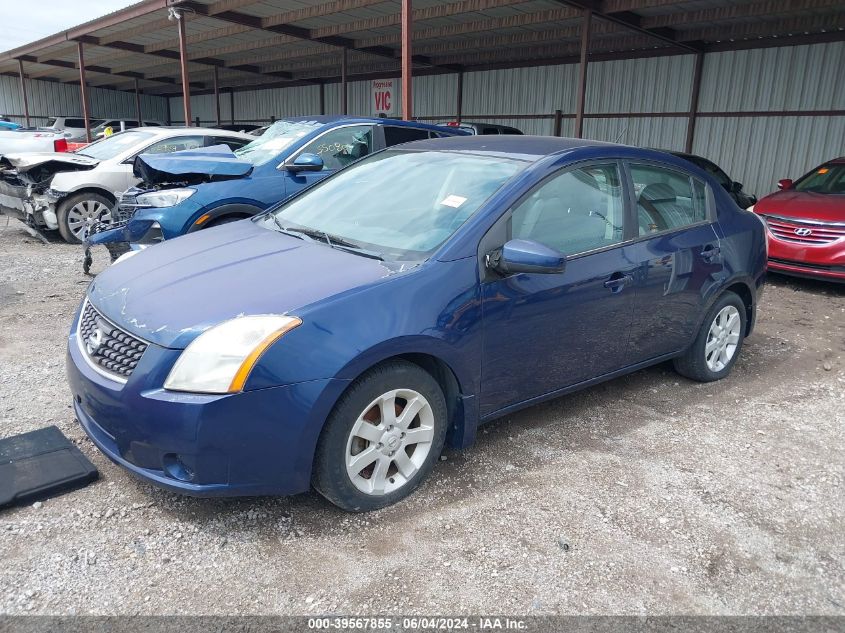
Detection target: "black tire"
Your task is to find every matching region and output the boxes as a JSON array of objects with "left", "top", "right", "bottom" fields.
[
  {"left": 57, "top": 192, "right": 114, "bottom": 244},
  {"left": 312, "top": 360, "right": 448, "bottom": 512},
  {"left": 673, "top": 291, "right": 747, "bottom": 382}
]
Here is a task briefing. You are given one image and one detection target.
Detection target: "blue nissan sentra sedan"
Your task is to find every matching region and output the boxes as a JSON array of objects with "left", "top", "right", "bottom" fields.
[{"left": 67, "top": 136, "right": 767, "bottom": 511}]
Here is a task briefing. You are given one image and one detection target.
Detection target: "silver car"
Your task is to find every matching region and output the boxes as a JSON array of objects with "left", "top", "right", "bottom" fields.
[{"left": 0, "top": 127, "right": 252, "bottom": 243}]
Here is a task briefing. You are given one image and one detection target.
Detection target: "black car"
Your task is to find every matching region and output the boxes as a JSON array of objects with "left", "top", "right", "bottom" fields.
[{"left": 668, "top": 151, "right": 757, "bottom": 209}]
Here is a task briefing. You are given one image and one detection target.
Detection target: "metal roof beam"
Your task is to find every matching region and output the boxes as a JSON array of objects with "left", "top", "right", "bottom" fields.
[
  {"left": 76, "top": 35, "right": 300, "bottom": 82},
  {"left": 355, "top": 8, "right": 588, "bottom": 49},
  {"left": 17, "top": 54, "right": 204, "bottom": 88},
  {"left": 680, "top": 12, "right": 845, "bottom": 42},
  {"left": 179, "top": 0, "right": 463, "bottom": 70},
  {"left": 310, "top": 0, "right": 537, "bottom": 39},
  {"left": 642, "top": 0, "right": 845, "bottom": 28},
  {"left": 548, "top": 0, "right": 703, "bottom": 52}
]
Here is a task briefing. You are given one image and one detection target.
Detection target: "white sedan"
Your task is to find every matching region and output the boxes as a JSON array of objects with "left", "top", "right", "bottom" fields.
[{"left": 0, "top": 127, "right": 253, "bottom": 243}]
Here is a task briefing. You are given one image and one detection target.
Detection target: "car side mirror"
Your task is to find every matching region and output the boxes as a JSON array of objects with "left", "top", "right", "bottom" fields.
[
  {"left": 731, "top": 181, "right": 743, "bottom": 193},
  {"left": 777, "top": 178, "right": 793, "bottom": 190},
  {"left": 283, "top": 153, "right": 324, "bottom": 173},
  {"left": 487, "top": 239, "right": 566, "bottom": 275}
]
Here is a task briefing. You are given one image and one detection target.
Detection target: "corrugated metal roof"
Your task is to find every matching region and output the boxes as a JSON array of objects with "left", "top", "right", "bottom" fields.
[{"left": 0, "top": 0, "right": 842, "bottom": 96}]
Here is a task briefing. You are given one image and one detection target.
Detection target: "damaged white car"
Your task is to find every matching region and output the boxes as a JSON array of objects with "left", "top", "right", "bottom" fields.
[{"left": 0, "top": 127, "right": 252, "bottom": 243}]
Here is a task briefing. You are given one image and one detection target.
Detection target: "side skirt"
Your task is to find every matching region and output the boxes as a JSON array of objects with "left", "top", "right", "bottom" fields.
[{"left": 478, "top": 351, "right": 681, "bottom": 425}]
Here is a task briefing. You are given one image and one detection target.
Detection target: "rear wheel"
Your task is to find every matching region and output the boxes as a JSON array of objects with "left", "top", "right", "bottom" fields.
[
  {"left": 313, "top": 361, "right": 447, "bottom": 512},
  {"left": 57, "top": 192, "right": 113, "bottom": 243},
  {"left": 673, "top": 291, "right": 746, "bottom": 382}
]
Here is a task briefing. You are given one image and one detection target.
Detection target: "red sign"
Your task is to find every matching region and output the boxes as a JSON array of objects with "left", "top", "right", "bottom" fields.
[{"left": 372, "top": 79, "right": 396, "bottom": 116}]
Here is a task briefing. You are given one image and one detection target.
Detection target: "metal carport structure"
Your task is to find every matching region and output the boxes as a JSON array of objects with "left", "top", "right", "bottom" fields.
[{"left": 0, "top": 0, "right": 843, "bottom": 188}]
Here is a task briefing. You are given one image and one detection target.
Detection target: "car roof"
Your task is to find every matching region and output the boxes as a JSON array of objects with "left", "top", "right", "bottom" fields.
[
  {"left": 279, "top": 115, "right": 461, "bottom": 132},
  {"left": 395, "top": 134, "right": 633, "bottom": 160},
  {"left": 121, "top": 126, "right": 252, "bottom": 138}
]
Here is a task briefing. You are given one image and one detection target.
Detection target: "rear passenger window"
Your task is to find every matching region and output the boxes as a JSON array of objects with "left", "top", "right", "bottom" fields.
[
  {"left": 142, "top": 136, "right": 205, "bottom": 155},
  {"left": 630, "top": 164, "right": 707, "bottom": 235},
  {"left": 65, "top": 118, "right": 86, "bottom": 128},
  {"left": 383, "top": 127, "right": 431, "bottom": 146},
  {"left": 511, "top": 163, "right": 625, "bottom": 255}
]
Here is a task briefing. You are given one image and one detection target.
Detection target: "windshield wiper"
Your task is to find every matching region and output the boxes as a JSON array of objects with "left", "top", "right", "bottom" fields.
[
  {"left": 327, "top": 242, "right": 384, "bottom": 261},
  {"left": 266, "top": 214, "right": 310, "bottom": 240},
  {"left": 265, "top": 215, "right": 384, "bottom": 260}
]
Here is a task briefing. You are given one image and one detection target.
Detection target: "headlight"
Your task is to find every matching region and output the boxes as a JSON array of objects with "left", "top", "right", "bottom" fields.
[
  {"left": 135, "top": 188, "right": 195, "bottom": 208},
  {"left": 164, "top": 315, "right": 301, "bottom": 394}
]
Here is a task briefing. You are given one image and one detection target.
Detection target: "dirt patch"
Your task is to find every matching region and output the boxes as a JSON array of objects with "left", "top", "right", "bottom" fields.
[{"left": 0, "top": 219, "right": 842, "bottom": 615}]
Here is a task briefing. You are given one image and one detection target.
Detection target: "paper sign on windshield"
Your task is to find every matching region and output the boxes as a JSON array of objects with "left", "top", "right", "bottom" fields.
[{"left": 440, "top": 195, "right": 467, "bottom": 208}]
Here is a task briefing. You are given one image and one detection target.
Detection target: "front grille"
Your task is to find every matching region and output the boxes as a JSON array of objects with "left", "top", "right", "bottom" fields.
[
  {"left": 114, "top": 190, "right": 150, "bottom": 224},
  {"left": 78, "top": 300, "right": 148, "bottom": 380},
  {"left": 769, "top": 257, "right": 845, "bottom": 273},
  {"left": 763, "top": 215, "right": 845, "bottom": 245}
]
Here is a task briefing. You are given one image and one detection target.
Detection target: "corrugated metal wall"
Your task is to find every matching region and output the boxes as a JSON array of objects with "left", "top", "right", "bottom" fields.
[
  {"left": 0, "top": 75, "right": 168, "bottom": 124},
  {"left": 693, "top": 42, "right": 845, "bottom": 195},
  {"left": 170, "top": 41, "right": 842, "bottom": 197}
]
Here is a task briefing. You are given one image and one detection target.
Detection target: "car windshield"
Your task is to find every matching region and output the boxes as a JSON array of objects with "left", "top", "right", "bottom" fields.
[
  {"left": 235, "top": 120, "right": 323, "bottom": 166},
  {"left": 794, "top": 164, "right": 845, "bottom": 195},
  {"left": 75, "top": 130, "right": 156, "bottom": 160},
  {"left": 263, "top": 149, "right": 524, "bottom": 262}
]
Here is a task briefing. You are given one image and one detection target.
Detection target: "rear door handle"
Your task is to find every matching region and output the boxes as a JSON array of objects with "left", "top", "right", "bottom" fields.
[
  {"left": 604, "top": 272, "right": 634, "bottom": 292},
  {"left": 700, "top": 244, "right": 721, "bottom": 262}
]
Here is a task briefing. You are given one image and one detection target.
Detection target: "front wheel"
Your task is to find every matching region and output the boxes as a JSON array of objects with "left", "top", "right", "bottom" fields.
[
  {"left": 57, "top": 192, "right": 113, "bottom": 243},
  {"left": 312, "top": 361, "right": 448, "bottom": 512},
  {"left": 673, "top": 291, "right": 747, "bottom": 382}
]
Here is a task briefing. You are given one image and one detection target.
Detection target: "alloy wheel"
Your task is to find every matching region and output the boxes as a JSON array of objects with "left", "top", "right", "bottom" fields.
[
  {"left": 345, "top": 388, "right": 435, "bottom": 496},
  {"left": 705, "top": 305, "right": 741, "bottom": 372},
  {"left": 66, "top": 200, "right": 112, "bottom": 240}
]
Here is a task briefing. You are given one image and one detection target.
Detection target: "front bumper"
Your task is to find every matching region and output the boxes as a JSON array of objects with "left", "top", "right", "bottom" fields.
[
  {"left": 766, "top": 233, "right": 845, "bottom": 282},
  {"left": 66, "top": 309, "right": 347, "bottom": 497}
]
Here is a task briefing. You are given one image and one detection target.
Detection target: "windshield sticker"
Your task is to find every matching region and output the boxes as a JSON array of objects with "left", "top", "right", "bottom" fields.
[{"left": 440, "top": 194, "right": 467, "bottom": 208}]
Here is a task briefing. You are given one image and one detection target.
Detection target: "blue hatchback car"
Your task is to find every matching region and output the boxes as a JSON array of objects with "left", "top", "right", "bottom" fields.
[
  {"left": 101, "top": 116, "right": 467, "bottom": 247},
  {"left": 67, "top": 136, "right": 767, "bottom": 511}
]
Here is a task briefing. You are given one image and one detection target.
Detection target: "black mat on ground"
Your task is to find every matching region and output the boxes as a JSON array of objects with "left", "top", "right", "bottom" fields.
[{"left": 0, "top": 426, "right": 98, "bottom": 508}]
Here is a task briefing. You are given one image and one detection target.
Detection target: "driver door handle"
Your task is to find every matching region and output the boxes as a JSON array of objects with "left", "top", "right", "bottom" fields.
[{"left": 604, "top": 272, "right": 634, "bottom": 292}]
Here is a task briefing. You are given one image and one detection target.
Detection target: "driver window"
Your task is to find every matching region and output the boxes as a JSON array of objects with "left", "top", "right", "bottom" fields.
[
  {"left": 298, "top": 125, "right": 373, "bottom": 170},
  {"left": 511, "top": 163, "right": 625, "bottom": 255}
]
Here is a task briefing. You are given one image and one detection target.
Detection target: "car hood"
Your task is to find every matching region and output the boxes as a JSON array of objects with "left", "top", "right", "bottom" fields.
[
  {"left": 0, "top": 152, "right": 99, "bottom": 169},
  {"left": 87, "top": 219, "right": 396, "bottom": 349},
  {"left": 134, "top": 144, "right": 253, "bottom": 186},
  {"left": 756, "top": 190, "right": 845, "bottom": 223}
]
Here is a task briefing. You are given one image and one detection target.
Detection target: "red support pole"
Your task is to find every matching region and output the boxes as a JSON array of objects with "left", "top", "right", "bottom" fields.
[
  {"left": 134, "top": 78, "right": 143, "bottom": 124},
  {"left": 77, "top": 42, "right": 91, "bottom": 143},
  {"left": 213, "top": 66, "right": 221, "bottom": 127},
  {"left": 401, "top": 0, "right": 412, "bottom": 121},
  {"left": 176, "top": 11, "right": 192, "bottom": 126},
  {"left": 685, "top": 52, "right": 704, "bottom": 153},
  {"left": 341, "top": 48, "right": 348, "bottom": 115},
  {"left": 456, "top": 70, "right": 463, "bottom": 124},
  {"left": 17, "top": 59, "right": 30, "bottom": 127},
  {"left": 574, "top": 9, "right": 591, "bottom": 139}
]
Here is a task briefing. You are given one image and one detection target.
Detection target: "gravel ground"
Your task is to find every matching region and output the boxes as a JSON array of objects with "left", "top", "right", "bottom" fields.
[{"left": 0, "top": 218, "right": 843, "bottom": 616}]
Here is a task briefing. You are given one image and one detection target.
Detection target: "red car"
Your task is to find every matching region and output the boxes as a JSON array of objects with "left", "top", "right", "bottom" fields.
[{"left": 752, "top": 158, "right": 845, "bottom": 282}]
